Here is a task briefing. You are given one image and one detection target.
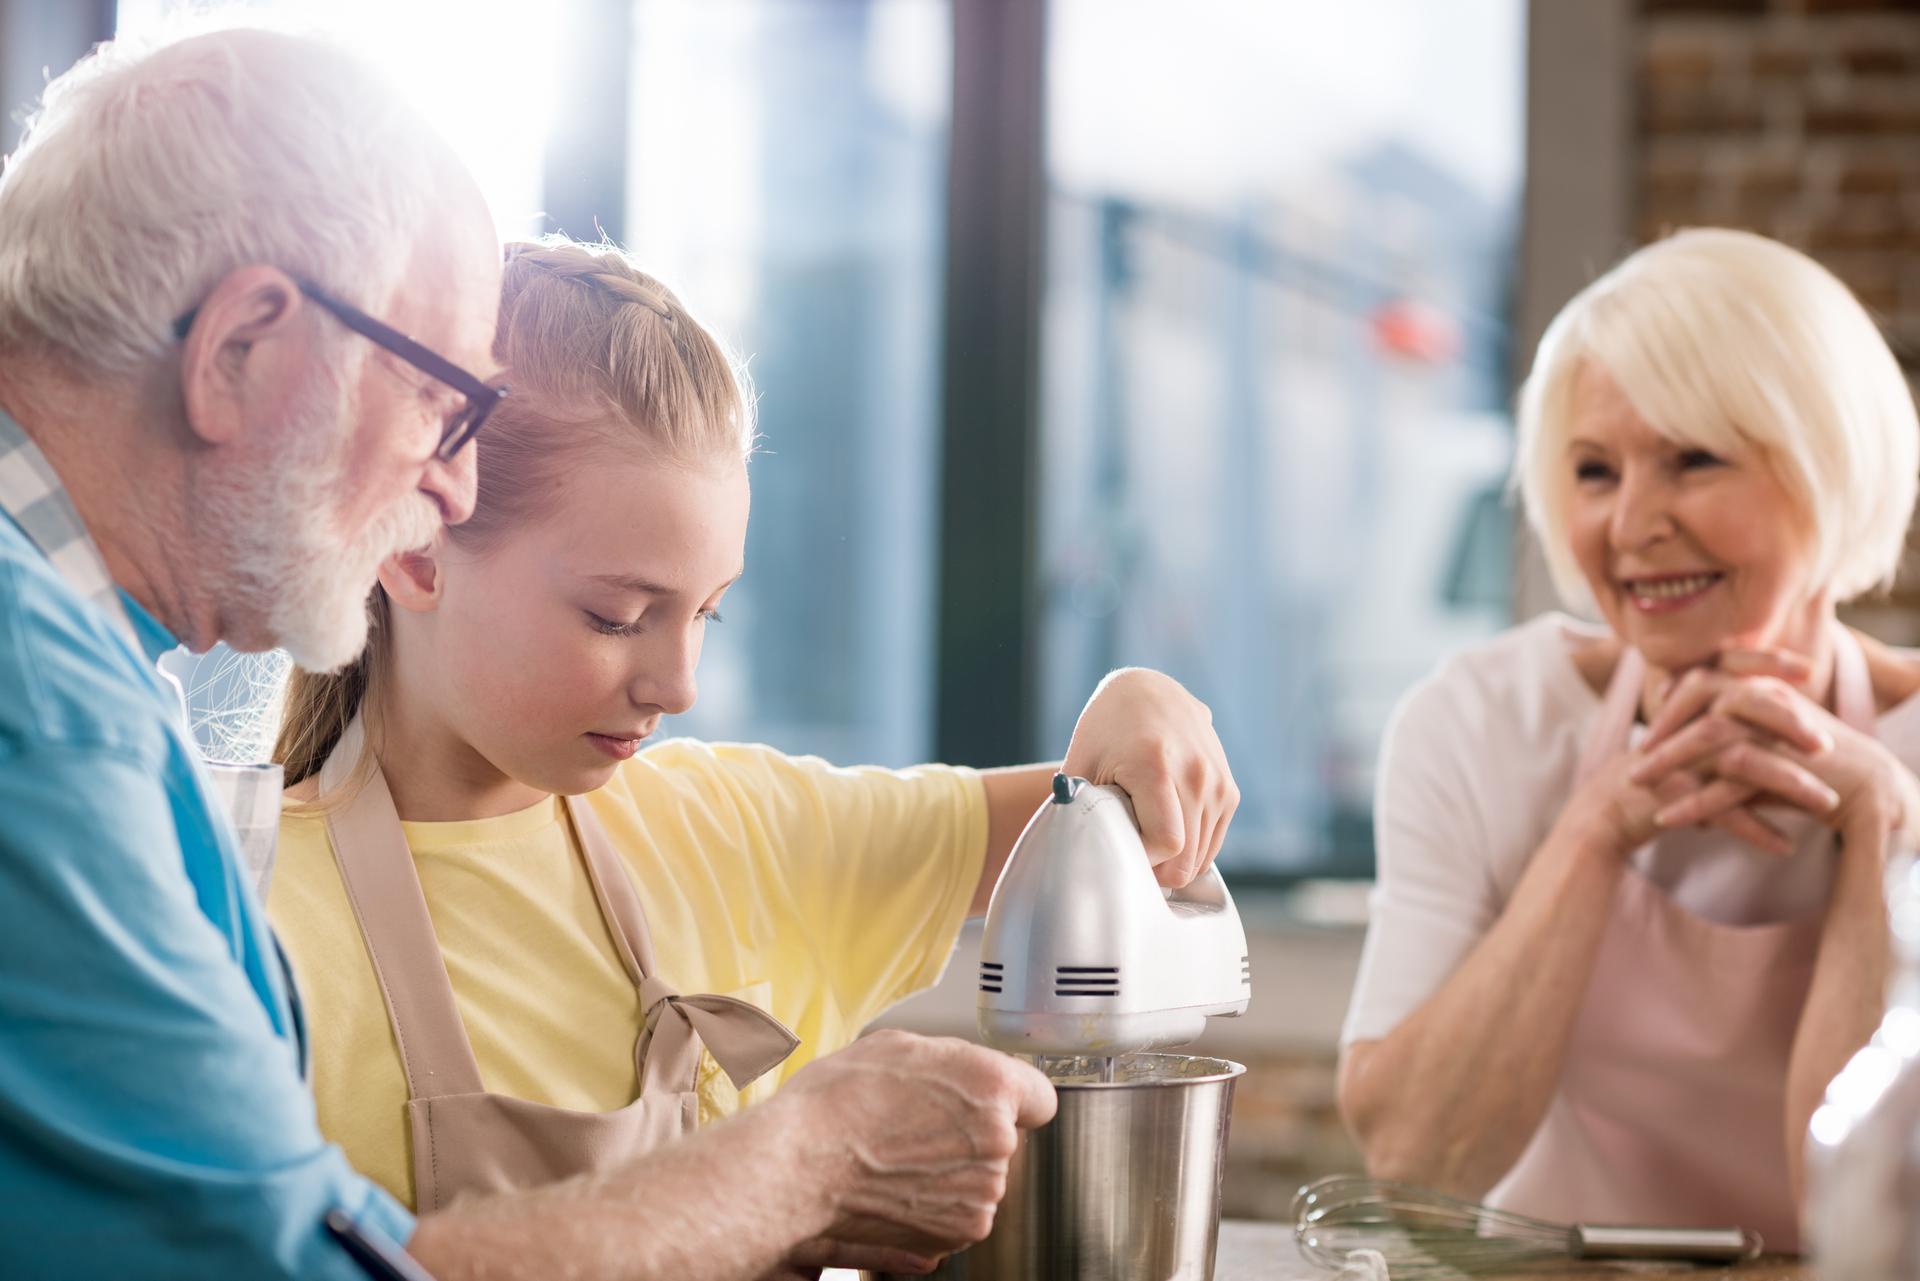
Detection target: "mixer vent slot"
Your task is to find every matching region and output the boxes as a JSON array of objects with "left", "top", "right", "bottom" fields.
[
  {"left": 978, "top": 961, "right": 1003, "bottom": 994},
  {"left": 1240, "top": 954, "right": 1251, "bottom": 985},
  {"left": 1053, "top": 965, "right": 1119, "bottom": 997}
]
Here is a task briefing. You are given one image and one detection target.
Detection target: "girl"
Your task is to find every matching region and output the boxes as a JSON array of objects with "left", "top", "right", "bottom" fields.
[{"left": 268, "top": 237, "right": 1237, "bottom": 1212}]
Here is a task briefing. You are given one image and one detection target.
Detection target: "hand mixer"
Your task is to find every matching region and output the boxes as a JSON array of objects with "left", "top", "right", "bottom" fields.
[{"left": 976, "top": 773, "right": 1251, "bottom": 1058}]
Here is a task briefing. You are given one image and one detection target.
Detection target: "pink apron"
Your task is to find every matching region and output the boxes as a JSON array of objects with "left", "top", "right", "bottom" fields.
[{"left": 1487, "top": 629, "right": 1876, "bottom": 1251}]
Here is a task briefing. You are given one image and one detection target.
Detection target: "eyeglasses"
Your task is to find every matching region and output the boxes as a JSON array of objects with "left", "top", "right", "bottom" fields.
[{"left": 173, "top": 279, "right": 506, "bottom": 462}]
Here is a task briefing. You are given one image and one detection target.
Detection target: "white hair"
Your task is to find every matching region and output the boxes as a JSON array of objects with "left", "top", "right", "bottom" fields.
[
  {"left": 1515, "top": 227, "right": 1919, "bottom": 608},
  {"left": 0, "top": 25, "right": 466, "bottom": 375}
]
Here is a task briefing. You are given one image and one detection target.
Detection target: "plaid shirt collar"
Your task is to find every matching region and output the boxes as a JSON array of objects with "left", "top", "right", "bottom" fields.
[
  {"left": 0, "top": 407, "right": 289, "bottom": 897},
  {"left": 0, "top": 406, "right": 139, "bottom": 644}
]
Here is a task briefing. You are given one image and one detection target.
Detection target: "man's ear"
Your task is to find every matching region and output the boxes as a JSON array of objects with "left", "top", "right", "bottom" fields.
[
  {"left": 378, "top": 535, "right": 449, "bottom": 614},
  {"left": 177, "top": 265, "right": 307, "bottom": 447}
]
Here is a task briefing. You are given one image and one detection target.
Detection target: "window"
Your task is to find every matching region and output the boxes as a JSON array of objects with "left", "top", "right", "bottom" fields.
[
  {"left": 629, "top": 0, "right": 952, "bottom": 767},
  {"left": 117, "top": 0, "right": 554, "bottom": 242},
  {"left": 92, "top": 0, "right": 1527, "bottom": 860},
  {"left": 1037, "top": 0, "right": 1526, "bottom": 875}
]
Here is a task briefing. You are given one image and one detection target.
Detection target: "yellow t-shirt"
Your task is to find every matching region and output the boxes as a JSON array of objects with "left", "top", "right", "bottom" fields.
[{"left": 268, "top": 739, "right": 987, "bottom": 1209}]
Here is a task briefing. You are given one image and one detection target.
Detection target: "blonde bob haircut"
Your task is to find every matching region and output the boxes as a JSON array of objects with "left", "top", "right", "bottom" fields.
[{"left": 1514, "top": 227, "right": 1918, "bottom": 610}]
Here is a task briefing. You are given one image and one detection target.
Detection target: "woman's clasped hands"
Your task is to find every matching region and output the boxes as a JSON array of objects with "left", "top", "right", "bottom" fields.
[{"left": 1609, "top": 647, "right": 1920, "bottom": 859}]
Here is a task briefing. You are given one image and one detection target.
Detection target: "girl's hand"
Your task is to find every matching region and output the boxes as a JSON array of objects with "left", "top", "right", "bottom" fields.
[{"left": 1061, "top": 668, "right": 1238, "bottom": 888}]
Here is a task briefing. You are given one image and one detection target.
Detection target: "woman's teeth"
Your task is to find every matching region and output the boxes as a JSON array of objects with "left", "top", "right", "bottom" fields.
[{"left": 1628, "top": 573, "right": 1719, "bottom": 601}]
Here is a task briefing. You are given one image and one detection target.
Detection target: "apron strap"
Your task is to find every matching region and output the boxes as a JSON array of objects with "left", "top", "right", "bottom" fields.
[
  {"left": 1831, "top": 625, "right": 1875, "bottom": 736},
  {"left": 564, "top": 795, "right": 799, "bottom": 1093},
  {"left": 320, "top": 717, "right": 487, "bottom": 1099},
  {"left": 317, "top": 721, "right": 798, "bottom": 1103},
  {"left": 1576, "top": 644, "right": 1646, "bottom": 784}
]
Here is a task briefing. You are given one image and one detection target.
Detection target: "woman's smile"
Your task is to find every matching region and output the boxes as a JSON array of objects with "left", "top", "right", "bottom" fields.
[{"left": 1619, "top": 570, "right": 1725, "bottom": 614}]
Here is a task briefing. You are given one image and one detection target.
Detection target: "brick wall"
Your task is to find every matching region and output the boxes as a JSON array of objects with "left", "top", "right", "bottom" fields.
[
  {"left": 1638, "top": 0, "right": 1920, "bottom": 372},
  {"left": 1222, "top": 1047, "right": 1357, "bottom": 1220},
  {"left": 1638, "top": 0, "right": 1920, "bottom": 624}
]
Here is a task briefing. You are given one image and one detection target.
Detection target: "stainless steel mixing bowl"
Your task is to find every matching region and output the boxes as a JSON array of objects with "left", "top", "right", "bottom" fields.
[{"left": 865, "top": 1052, "right": 1245, "bottom": 1281}]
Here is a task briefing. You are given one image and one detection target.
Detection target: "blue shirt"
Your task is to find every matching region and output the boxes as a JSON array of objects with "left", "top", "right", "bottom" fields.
[{"left": 0, "top": 501, "right": 414, "bottom": 1273}]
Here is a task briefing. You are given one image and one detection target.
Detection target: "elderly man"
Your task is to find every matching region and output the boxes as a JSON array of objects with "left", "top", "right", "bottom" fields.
[{"left": 0, "top": 28, "right": 1051, "bottom": 1280}]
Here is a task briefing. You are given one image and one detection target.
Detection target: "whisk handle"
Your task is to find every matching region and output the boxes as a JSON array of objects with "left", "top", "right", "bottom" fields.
[{"left": 1573, "top": 1225, "right": 1761, "bottom": 1262}]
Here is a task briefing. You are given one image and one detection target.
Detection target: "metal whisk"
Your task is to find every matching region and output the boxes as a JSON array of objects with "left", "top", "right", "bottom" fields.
[{"left": 1293, "top": 1176, "right": 1764, "bottom": 1277}]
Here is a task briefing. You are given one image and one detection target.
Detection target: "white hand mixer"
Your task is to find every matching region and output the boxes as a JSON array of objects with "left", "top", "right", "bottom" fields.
[{"left": 976, "top": 773, "right": 1251, "bottom": 1057}]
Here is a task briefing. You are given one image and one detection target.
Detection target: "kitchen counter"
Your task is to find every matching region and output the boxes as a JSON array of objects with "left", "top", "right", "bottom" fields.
[
  {"left": 1216, "top": 1220, "right": 1811, "bottom": 1280},
  {"left": 839, "top": 1220, "right": 1810, "bottom": 1279}
]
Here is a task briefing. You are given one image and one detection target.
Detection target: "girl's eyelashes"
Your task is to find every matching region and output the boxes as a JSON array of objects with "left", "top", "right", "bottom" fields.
[
  {"left": 1677, "top": 447, "right": 1724, "bottom": 470},
  {"left": 1573, "top": 457, "right": 1614, "bottom": 483},
  {"left": 586, "top": 610, "right": 643, "bottom": 637},
  {"left": 586, "top": 607, "right": 724, "bottom": 635}
]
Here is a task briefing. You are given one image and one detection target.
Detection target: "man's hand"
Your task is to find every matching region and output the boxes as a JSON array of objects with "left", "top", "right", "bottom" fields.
[
  {"left": 769, "top": 1031, "right": 1056, "bottom": 1274},
  {"left": 409, "top": 1038, "right": 1052, "bottom": 1280}
]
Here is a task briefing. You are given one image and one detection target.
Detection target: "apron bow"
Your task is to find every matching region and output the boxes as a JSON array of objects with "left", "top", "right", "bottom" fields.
[{"left": 640, "top": 976, "right": 800, "bottom": 1090}]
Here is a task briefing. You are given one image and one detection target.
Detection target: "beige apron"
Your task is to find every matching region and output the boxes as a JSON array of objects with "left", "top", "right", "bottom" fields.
[
  {"left": 1488, "top": 628, "right": 1875, "bottom": 1251},
  {"left": 317, "top": 718, "right": 800, "bottom": 1212}
]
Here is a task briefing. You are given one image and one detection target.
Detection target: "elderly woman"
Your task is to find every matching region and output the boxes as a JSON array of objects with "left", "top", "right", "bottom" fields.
[{"left": 1337, "top": 228, "right": 1920, "bottom": 1251}]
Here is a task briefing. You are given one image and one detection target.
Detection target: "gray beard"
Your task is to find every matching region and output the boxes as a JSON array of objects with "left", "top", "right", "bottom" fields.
[{"left": 203, "top": 367, "right": 445, "bottom": 672}]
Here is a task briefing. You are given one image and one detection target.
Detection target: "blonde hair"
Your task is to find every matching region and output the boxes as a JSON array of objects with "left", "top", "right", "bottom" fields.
[
  {"left": 274, "top": 236, "right": 755, "bottom": 787},
  {"left": 1514, "top": 227, "right": 1918, "bottom": 610}
]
